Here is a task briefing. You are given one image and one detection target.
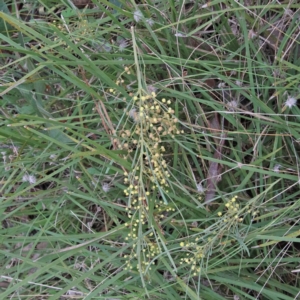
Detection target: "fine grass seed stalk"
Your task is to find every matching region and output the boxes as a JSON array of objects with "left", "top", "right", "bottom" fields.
[{"left": 115, "top": 28, "right": 182, "bottom": 279}]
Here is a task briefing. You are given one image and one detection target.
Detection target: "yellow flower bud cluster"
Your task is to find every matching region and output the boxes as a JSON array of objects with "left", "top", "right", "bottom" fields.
[
  {"left": 120, "top": 90, "right": 181, "bottom": 199},
  {"left": 124, "top": 241, "right": 160, "bottom": 272},
  {"left": 122, "top": 167, "right": 176, "bottom": 274},
  {"left": 123, "top": 200, "right": 163, "bottom": 272},
  {"left": 52, "top": 19, "right": 93, "bottom": 46},
  {"left": 220, "top": 196, "right": 244, "bottom": 223},
  {"left": 219, "top": 196, "right": 259, "bottom": 223},
  {"left": 119, "top": 88, "right": 182, "bottom": 273},
  {"left": 179, "top": 241, "right": 204, "bottom": 276},
  {"left": 130, "top": 94, "right": 179, "bottom": 137}
]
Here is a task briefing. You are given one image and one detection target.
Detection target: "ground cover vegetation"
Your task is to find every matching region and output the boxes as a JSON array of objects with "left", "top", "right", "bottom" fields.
[{"left": 1, "top": 0, "right": 300, "bottom": 299}]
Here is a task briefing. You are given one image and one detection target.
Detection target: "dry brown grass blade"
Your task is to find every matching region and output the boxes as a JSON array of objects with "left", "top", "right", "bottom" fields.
[{"left": 205, "top": 113, "right": 226, "bottom": 204}]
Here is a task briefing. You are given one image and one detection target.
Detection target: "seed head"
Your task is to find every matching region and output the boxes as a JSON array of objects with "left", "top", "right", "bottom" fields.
[
  {"left": 285, "top": 96, "right": 297, "bottom": 108},
  {"left": 102, "top": 183, "right": 110, "bottom": 192},
  {"left": 146, "top": 18, "right": 154, "bottom": 27},
  {"left": 133, "top": 10, "right": 143, "bottom": 22},
  {"left": 22, "top": 174, "right": 36, "bottom": 184}
]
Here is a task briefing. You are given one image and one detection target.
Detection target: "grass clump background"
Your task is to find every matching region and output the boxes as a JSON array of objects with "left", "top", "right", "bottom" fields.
[{"left": 1, "top": 0, "right": 300, "bottom": 299}]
